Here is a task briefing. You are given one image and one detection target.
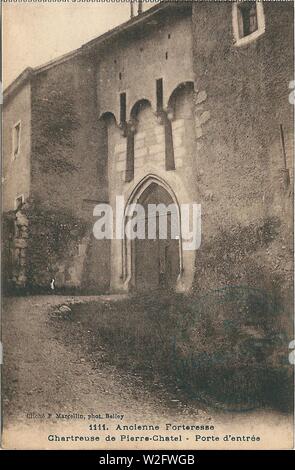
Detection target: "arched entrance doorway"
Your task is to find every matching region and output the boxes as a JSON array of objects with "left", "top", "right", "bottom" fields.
[{"left": 128, "top": 181, "right": 180, "bottom": 292}]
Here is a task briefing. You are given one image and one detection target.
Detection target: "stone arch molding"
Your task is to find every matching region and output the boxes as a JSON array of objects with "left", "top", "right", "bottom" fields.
[
  {"left": 129, "top": 98, "right": 154, "bottom": 122},
  {"left": 98, "top": 76, "right": 196, "bottom": 125},
  {"left": 98, "top": 111, "right": 118, "bottom": 125},
  {"left": 121, "top": 174, "right": 184, "bottom": 289},
  {"left": 167, "top": 80, "right": 195, "bottom": 113},
  {"left": 98, "top": 99, "right": 156, "bottom": 127}
]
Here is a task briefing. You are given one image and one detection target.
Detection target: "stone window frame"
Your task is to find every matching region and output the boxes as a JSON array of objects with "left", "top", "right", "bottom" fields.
[
  {"left": 14, "top": 194, "right": 24, "bottom": 211},
  {"left": 232, "top": 1, "right": 265, "bottom": 47},
  {"left": 12, "top": 120, "right": 22, "bottom": 160}
]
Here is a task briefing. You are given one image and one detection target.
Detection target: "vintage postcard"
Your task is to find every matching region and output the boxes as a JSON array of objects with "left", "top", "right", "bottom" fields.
[{"left": 1, "top": 0, "right": 294, "bottom": 451}]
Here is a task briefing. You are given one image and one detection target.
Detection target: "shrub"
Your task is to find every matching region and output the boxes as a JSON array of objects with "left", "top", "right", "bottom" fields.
[{"left": 51, "top": 288, "right": 293, "bottom": 412}]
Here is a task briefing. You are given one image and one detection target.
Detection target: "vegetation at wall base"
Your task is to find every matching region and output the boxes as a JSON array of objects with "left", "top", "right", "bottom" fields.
[{"left": 48, "top": 290, "right": 293, "bottom": 413}]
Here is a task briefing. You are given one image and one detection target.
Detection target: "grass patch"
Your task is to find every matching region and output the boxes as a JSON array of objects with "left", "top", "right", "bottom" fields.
[{"left": 49, "top": 289, "right": 293, "bottom": 412}]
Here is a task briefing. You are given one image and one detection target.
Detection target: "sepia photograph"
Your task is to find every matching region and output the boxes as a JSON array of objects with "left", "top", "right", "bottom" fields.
[{"left": 1, "top": 0, "right": 294, "bottom": 451}]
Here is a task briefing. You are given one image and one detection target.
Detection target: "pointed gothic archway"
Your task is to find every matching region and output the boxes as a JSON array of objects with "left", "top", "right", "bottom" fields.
[{"left": 122, "top": 175, "right": 183, "bottom": 292}]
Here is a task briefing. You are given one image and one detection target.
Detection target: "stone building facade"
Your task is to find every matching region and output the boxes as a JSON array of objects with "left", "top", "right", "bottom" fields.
[{"left": 2, "top": 1, "right": 293, "bottom": 307}]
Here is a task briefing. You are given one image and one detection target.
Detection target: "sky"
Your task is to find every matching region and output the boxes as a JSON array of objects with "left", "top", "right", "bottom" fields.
[{"left": 3, "top": 2, "right": 155, "bottom": 87}]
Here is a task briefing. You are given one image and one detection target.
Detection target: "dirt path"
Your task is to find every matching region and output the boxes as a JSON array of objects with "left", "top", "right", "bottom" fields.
[{"left": 2, "top": 296, "right": 207, "bottom": 425}]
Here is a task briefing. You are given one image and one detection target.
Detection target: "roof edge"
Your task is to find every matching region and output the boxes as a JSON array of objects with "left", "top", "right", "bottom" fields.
[
  {"left": 3, "top": 1, "right": 192, "bottom": 103},
  {"left": 3, "top": 67, "right": 34, "bottom": 104},
  {"left": 3, "top": 47, "right": 83, "bottom": 103},
  {"left": 81, "top": 1, "right": 187, "bottom": 52}
]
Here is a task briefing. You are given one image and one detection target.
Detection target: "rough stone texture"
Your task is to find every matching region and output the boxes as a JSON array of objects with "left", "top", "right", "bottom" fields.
[
  {"left": 30, "top": 55, "right": 103, "bottom": 217},
  {"left": 2, "top": 210, "right": 29, "bottom": 289},
  {"left": 29, "top": 57, "right": 110, "bottom": 292},
  {"left": 191, "top": 2, "right": 293, "bottom": 332},
  {"left": 3, "top": 55, "right": 111, "bottom": 292},
  {"left": 3, "top": 83, "right": 31, "bottom": 211}
]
